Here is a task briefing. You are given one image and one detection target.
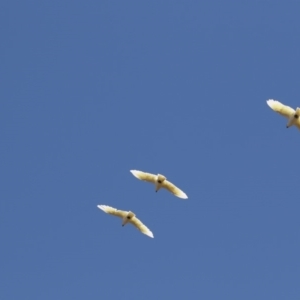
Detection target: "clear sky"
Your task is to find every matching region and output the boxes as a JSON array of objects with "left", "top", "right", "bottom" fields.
[{"left": 1, "top": 1, "right": 300, "bottom": 299}]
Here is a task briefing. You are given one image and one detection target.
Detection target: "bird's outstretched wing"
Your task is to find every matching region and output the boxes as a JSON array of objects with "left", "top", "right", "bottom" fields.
[
  {"left": 130, "top": 217, "right": 154, "bottom": 238},
  {"left": 267, "top": 99, "right": 295, "bottom": 119},
  {"left": 130, "top": 170, "right": 156, "bottom": 183},
  {"left": 162, "top": 180, "right": 188, "bottom": 199},
  {"left": 97, "top": 205, "right": 127, "bottom": 218}
]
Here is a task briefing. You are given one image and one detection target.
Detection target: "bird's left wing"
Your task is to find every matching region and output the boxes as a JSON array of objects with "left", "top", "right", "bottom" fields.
[
  {"left": 130, "top": 217, "right": 154, "bottom": 238},
  {"left": 163, "top": 180, "right": 188, "bottom": 199}
]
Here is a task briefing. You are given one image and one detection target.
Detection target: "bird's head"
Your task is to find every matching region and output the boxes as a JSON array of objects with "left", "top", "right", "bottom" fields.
[
  {"left": 157, "top": 174, "right": 166, "bottom": 184},
  {"left": 126, "top": 211, "right": 135, "bottom": 220}
]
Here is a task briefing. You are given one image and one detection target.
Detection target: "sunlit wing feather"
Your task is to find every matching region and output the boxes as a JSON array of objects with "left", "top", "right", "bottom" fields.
[
  {"left": 266, "top": 99, "right": 295, "bottom": 119},
  {"left": 97, "top": 205, "right": 127, "bottom": 218},
  {"left": 130, "top": 170, "right": 156, "bottom": 183},
  {"left": 130, "top": 217, "right": 154, "bottom": 238}
]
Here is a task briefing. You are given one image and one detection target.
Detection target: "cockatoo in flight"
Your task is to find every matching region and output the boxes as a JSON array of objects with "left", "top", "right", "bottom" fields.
[
  {"left": 266, "top": 99, "right": 300, "bottom": 130},
  {"left": 130, "top": 170, "right": 188, "bottom": 199},
  {"left": 97, "top": 205, "right": 154, "bottom": 238}
]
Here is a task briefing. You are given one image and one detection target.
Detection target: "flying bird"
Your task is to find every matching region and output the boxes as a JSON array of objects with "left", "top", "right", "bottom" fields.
[
  {"left": 130, "top": 170, "right": 188, "bottom": 199},
  {"left": 97, "top": 205, "right": 154, "bottom": 238},
  {"left": 266, "top": 99, "right": 300, "bottom": 130}
]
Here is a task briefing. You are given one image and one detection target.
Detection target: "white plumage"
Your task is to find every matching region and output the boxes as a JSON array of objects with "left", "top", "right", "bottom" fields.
[
  {"left": 97, "top": 205, "right": 154, "bottom": 238},
  {"left": 130, "top": 170, "right": 188, "bottom": 199},
  {"left": 267, "top": 99, "right": 300, "bottom": 130}
]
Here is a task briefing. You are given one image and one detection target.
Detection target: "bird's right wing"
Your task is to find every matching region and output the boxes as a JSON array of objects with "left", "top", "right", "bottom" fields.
[
  {"left": 130, "top": 170, "right": 157, "bottom": 183},
  {"left": 97, "top": 205, "right": 127, "bottom": 219},
  {"left": 130, "top": 217, "right": 154, "bottom": 238},
  {"left": 266, "top": 99, "right": 295, "bottom": 119}
]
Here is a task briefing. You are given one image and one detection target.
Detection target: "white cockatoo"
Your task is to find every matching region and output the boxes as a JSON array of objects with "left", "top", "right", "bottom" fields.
[
  {"left": 97, "top": 205, "right": 154, "bottom": 238},
  {"left": 267, "top": 99, "right": 300, "bottom": 130},
  {"left": 130, "top": 170, "right": 188, "bottom": 199}
]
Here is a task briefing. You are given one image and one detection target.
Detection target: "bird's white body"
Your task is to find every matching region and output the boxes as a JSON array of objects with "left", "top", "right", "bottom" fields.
[
  {"left": 130, "top": 170, "right": 188, "bottom": 199},
  {"left": 267, "top": 99, "right": 300, "bottom": 130},
  {"left": 97, "top": 205, "right": 154, "bottom": 238}
]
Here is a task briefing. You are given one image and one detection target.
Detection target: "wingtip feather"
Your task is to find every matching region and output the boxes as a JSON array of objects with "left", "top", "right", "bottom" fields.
[
  {"left": 130, "top": 169, "right": 142, "bottom": 179},
  {"left": 266, "top": 99, "right": 276, "bottom": 108},
  {"left": 146, "top": 231, "right": 154, "bottom": 238},
  {"left": 177, "top": 192, "right": 188, "bottom": 199},
  {"left": 181, "top": 193, "right": 188, "bottom": 199},
  {"left": 97, "top": 205, "right": 107, "bottom": 212}
]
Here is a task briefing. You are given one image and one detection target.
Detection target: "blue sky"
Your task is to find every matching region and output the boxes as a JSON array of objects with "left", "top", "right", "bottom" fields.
[{"left": 1, "top": 1, "right": 300, "bottom": 299}]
